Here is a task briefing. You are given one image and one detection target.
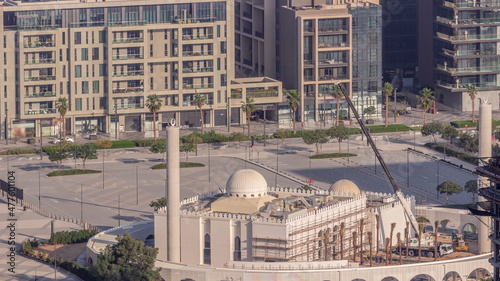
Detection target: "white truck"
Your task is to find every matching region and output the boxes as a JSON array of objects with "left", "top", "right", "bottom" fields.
[{"left": 396, "top": 237, "right": 454, "bottom": 258}]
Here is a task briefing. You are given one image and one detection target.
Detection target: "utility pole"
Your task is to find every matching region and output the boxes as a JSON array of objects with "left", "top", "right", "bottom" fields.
[
  {"left": 40, "top": 120, "right": 43, "bottom": 160},
  {"left": 114, "top": 99, "right": 118, "bottom": 140},
  {"left": 393, "top": 88, "right": 397, "bottom": 123}
]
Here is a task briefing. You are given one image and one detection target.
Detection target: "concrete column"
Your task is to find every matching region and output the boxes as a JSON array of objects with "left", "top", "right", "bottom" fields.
[
  {"left": 166, "top": 126, "right": 181, "bottom": 262},
  {"left": 478, "top": 101, "right": 492, "bottom": 253}
]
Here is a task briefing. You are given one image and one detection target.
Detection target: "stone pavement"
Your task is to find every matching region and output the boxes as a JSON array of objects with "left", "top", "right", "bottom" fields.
[{"left": 0, "top": 197, "right": 83, "bottom": 281}]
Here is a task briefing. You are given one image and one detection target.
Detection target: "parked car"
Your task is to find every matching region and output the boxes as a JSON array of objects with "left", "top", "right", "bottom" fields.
[{"left": 53, "top": 137, "right": 74, "bottom": 144}]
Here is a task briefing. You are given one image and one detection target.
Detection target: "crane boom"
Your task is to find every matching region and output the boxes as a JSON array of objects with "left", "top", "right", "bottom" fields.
[{"left": 338, "top": 84, "right": 419, "bottom": 234}]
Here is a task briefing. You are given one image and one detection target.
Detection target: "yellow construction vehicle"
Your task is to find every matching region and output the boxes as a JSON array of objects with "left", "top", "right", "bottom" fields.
[{"left": 452, "top": 234, "right": 469, "bottom": 252}]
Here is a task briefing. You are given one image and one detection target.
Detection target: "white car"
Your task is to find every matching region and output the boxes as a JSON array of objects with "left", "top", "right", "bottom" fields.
[{"left": 53, "top": 137, "right": 74, "bottom": 144}]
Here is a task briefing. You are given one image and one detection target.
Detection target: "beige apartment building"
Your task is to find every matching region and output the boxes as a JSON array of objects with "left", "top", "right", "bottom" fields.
[{"left": 0, "top": 0, "right": 282, "bottom": 139}]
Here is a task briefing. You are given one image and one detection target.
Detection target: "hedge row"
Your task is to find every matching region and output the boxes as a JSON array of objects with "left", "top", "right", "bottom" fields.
[
  {"left": 47, "top": 169, "right": 102, "bottom": 177},
  {"left": 0, "top": 148, "right": 38, "bottom": 155},
  {"left": 424, "top": 143, "right": 478, "bottom": 165},
  {"left": 310, "top": 153, "right": 357, "bottom": 159},
  {"left": 365, "top": 124, "right": 411, "bottom": 133},
  {"left": 151, "top": 162, "right": 205, "bottom": 169},
  {"left": 50, "top": 229, "right": 99, "bottom": 244},
  {"left": 450, "top": 120, "right": 500, "bottom": 128}
]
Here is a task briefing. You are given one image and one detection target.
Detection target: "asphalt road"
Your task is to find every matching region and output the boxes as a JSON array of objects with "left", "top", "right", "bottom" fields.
[{"left": 0, "top": 132, "right": 479, "bottom": 229}]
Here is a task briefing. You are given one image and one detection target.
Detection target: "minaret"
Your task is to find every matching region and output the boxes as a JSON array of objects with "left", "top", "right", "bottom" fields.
[
  {"left": 166, "top": 126, "right": 181, "bottom": 262},
  {"left": 478, "top": 100, "right": 492, "bottom": 253}
]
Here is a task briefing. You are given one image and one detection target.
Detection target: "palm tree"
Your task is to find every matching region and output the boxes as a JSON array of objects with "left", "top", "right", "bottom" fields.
[
  {"left": 397, "top": 232, "right": 402, "bottom": 264},
  {"left": 405, "top": 222, "right": 410, "bottom": 259},
  {"left": 385, "top": 237, "right": 390, "bottom": 265},
  {"left": 359, "top": 218, "right": 364, "bottom": 262},
  {"left": 340, "top": 222, "right": 345, "bottom": 260},
  {"left": 55, "top": 97, "right": 69, "bottom": 139},
  {"left": 145, "top": 94, "right": 162, "bottom": 141},
  {"left": 241, "top": 97, "right": 256, "bottom": 137},
  {"left": 434, "top": 220, "right": 440, "bottom": 261},
  {"left": 418, "top": 88, "right": 435, "bottom": 125},
  {"left": 284, "top": 89, "right": 301, "bottom": 133},
  {"left": 418, "top": 223, "right": 424, "bottom": 263},
  {"left": 388, "top": 222, "right": 396, "bottom": 263},
  {"left": 352, "top": 231, "right": 358, "bottom": 262},
  {"left": 367, "top": 231, "right": 373, "bottom": 266},
  {"left": 330, "top": 84, "right": 344, "bottom": 126},
  {"left": 382, "top": 82, "right": 394, "bottom": 127},
  {"left": 466, "top": 84, "right": 477, "bottom": 122},
  {"left": 193, "top": 92, "right": 207, "bottom": 134},
  {"left": 375, "top": 214, "right": 380, "bottom": 256}
]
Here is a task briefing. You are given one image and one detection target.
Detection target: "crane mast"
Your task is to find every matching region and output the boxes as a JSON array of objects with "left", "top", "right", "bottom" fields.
[{"left": 337, "top": 84, "right": 419, "bottom": 235}]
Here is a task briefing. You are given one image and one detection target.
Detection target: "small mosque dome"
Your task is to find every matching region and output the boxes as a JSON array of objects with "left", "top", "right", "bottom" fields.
[
  {"left": 329, "top": 179, "right": 361, "bottom": 195},
  {"left": 226, "top": 169, "right": 268, "bottom": 198}
]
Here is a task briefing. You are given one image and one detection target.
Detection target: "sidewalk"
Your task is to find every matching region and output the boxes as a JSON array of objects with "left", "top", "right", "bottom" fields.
[{"left": 0, "top": 197, "right": 83, "bottom": 281}]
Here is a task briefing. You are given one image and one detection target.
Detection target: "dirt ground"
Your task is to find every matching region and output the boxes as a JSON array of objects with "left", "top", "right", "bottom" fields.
[{"left": 37, "top": 243, "right": 86, "bottom": 261}]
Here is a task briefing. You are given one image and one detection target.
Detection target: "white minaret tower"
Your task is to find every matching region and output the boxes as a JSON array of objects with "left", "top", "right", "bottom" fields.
[
  {"left": 166, "top": 125, "right": 181, "bottom": 262},
  {"left": 478, "top": 99, "right": 492, "bottom": 253}
]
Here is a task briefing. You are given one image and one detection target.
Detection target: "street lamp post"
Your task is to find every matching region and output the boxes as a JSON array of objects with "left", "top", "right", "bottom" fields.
[
  {"left": 437, "top": 161, "right": 440, "bottom": 199},
  {"left": 275, "top": 138, "right": 278, "bottom": 188},
  {"left": 393, "top": 88, "right": 397, "bottom": 123},
  {"left": 40, "top": 120, "right": 43, "bottom": 160},
  {"left": 118, "top": 194, "right": 121, "bottom": 226},
  {"left": 114, "top": 99, "right": 118, "bottom": 140},
  {"left": 263, "top": 107, "right": 267, "bottom": 147},
  {"left": 5, "top": 108, "right": 8, "bottom": 145},
  {"left": 407, "top": 150, "right": 410, "bottom": 187},
  {"left": 208, "top": 143, "right": 211, "bottom": 182},
  {"left": 38, "top": 170, "right": 41, "bottom": 209},
  {"left": 227, "top": 97, "right": 231, "bottom": 132},
  {"left": 81, "top": 184, "right": 83, "bottom": 223}
]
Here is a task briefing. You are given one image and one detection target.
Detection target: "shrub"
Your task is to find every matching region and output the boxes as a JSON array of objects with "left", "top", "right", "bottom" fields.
[
  {"left": 0, "top": 148, "right": 37, "bottom": 155},
  {"left": 133, "top": 139, "right": 156, "bottom": 147},
  {"left": 50, "top": 229, "right": 99, "bottom": 244},
  {"left": 450, "top": 120, "right": 477, "bottom": 128},
  {"left": 229, "top": 132, "right": 249, "bottom": 142},
  {"left": 151, "top": 162, "right": 205, "bottom": 169},
  {"left": 47, "top": 169, "right": 101, "bottom": 177},
  {"left": 109, "top": 140, "right": 136, "bottom": 149},
  {"left": 310, "top": 153, "right": 357, "bottom": 159},
  {"left": 366, "top": 124, "right": 410, "bottom": 133},
  {"left": 199, "top": 130, "right": 229, "bottom": 143},
  {"left": 424, "top": 143, "right": 478, "bottom": 165},
  {"left": 95, "top": 138, "right": 112, "bottom": 149}
]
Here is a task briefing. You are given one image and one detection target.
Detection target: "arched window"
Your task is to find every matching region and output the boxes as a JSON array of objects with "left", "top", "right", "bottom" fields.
[
  {"left": 233, "top": 236, "right": 241, "bottom": 261},
  {"left": 203, "top": 234, "right": 211, "bottom": 264}
]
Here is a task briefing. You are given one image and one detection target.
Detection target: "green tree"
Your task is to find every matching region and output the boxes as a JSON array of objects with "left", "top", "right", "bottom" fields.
[
  {"left": 330, "top": 84, "right": 344, "bottom": 127},
  {"left": 241, "top": 97, "right": 256, "bottom": 137},
  {"left": 420, "top": 121, "right": 442, "bottom": 143},
  {"left": 302, "top": 130, "right": 329, "bottom": 155},
  {"left": 149, "top": 140, "right": 166, "bottom": 164},
  {"left": 284, "top": 89, "right": 301, "bottom": 133},
  {"left": 440, "top": 124, "right": 459, "bottom": 145},
  {"left": 187, "top": 132, "right": 203, "bottom": 155},
  {"left": 193, "top": 92, "right": 207, "bottom": 133},
  {"left": 149, "top": 197, "right": 167, "bottom": 210},
  {"left": 229, "top": 132, "right": 248, "bottom": 148},
  {"left": 363, "top": 106, "right": 376, "bottom": 118},
  {"left": 382, "top": 82, "right": 394, "bottom": 127},
  {"left": 180, "top": 142, "right": 196, "bottom": 162},
  {"left": 437, "top": 180, "right": 463, "bottom": 205},
  {"left": 464, "top": 179, "right": 478, "bottom": 203},
  {"left": 459, "top": 132, "right": 478, "bottom": 153},
  {"left": 75, "top": 143, "right": 98, "bottom": 170},
  {"left": 91, "top": 233, "right": 160, "bottom": 281},
  {"left": 328, "top": 125, "right": 350, "bottom": 153},
  {"left": 47, "top": 146, "right": 69, "bottom": 171},
  {"left": 467, "top": 84, "right": 477, "bottom": 122},
  {"left": 55, "top": 97, "right": 69, "bottom": 138},
  {"left": 417, "top": 88, "right": 435, "bottom": 125},
  {"left": 275, "top": 128, "right": 290, "bottom": 146},
  {"left": 145, "top": 94, "right": 162, "bottom": 141}
]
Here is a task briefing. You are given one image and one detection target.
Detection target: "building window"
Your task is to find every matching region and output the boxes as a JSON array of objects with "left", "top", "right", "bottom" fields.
[
  {"left": 164, "top": 44, "right": 168, "bottom": 56},
  {"left": 75, "top": 65, "right": 82, "bottom": 78},
  {"left": 92, "top": 48, "right": 99, "bottom": 60},
  {"left": 75, "top": 98, "right": 82, "bottom": 111},
  {"left": 99, "top": 31, "right": 107, "bottom": 43},
  {"left": 150, "top": 77, "right": 154, "bottom": 90},
  {"left": 150, "top": 45, "right": 154, "bottom": 57},
  {"left": 233, "top": 236, "right": 241, "bottom": 261},
  {"left": 93, "top": 81, "right": 99, "bottom": 93},
  {"left": 82, "top": 81, "right": 89, "bottom": 94},
  {"left": 203, "top": 234, "right": 211, "bottom": 265},
  {"left": 74, "top": 32, "right": 82, "bottom": 44},
  {"left": 99, "top": 64, "right": 107, "bottom": 76},
  {"left": 81, "top": 48, "right": 88, "bottom": 61},
  {"left": 220, "top": 41, "right": 226, "bottom": 54}
]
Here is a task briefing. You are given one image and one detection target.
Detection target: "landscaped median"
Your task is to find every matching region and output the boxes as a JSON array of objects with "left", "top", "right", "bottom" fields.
[
  {"left": 151, "top": 162, "right": 205, "bottom": 169},
  {"left": 309, "top": 153, "right": 357, "bottom": 159},
  {"left": 47, "top": 169, "right": 102, "bottom": 177}
]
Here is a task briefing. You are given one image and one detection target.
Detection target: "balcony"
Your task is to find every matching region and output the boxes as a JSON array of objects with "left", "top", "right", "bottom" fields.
[
  {"left": 23, "top": 42, "right": 56, "bottom": 48},
  {"left": 112, "top": 70, "right": 144, "bottom": 77},
  {"left": 182, "top": 67, "right": 214, "bottom": 73},
  {"left": 318, "top": 26, "right": 348, "bottom": 34},
  {"left": 304, "top": 75, "right": 315, "bottom": 81},
  {"left": 437, "top": 32, "right": 500, "bottom": 42},
  {"left": 116, "top": 103, "right": 144, "bottom": 110},
  {"left": 183, "top": 83, "right": 213, "bottom": 89},
  {"left": 318, "top": 42, "right": 348, "bottom": 48},
  {"left": 231, "top": 91, "right": 242, "bottom": 99},
  {"left": 24, "top": 108, "right": 56, "bottom": 115},
  {"left": 443, "top": 1, "right": 500, "bottom": 8},
  {"left": 173, "top": 17, "right": 216, "bottom": 24},
  {"left": 319, "top": 59, "right": 348, "bottom": 66},
  {"left": 112, "top": 37, "right": 144, "bottom": 44},
  {"left": 182, "top": 51, "right": 213, "bottom": 57},
  {"left": 182, "top": 34, "right": 213, "bottom": 40},
  {"left": 319, "top": 74, "right": 348, "bottom": 80},
  {"left": 112, "top": 86, "right": 144, "bottom": 94},
  {"left": 436, "top": 80, "right": 500, "bottom": 90},
  {"left": 112, "top": 54, "right": 144, "bottom": 60},
  {"left": 25, "top": 92, "right": 56, "bottom": 98},
  {"left": 437, "top": 15, "right": 500, "bottom": 26},
  {"left": 25, "top": 58, "right": 56, "bottom": 65},
  {"left": 24, "top": 75, "right": 56, "bottom": 81},
  {"left": 437, "top": 64, "right": 500, "bottom": 74},
  {"left": 247, "top": 89, "right": 278, "bottom": 98}
]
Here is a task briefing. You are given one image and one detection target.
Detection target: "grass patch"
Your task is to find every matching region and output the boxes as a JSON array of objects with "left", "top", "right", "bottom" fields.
[
  {"left": 47, "top": 169, "right": 102, "bottom": 177},
  {"left": 450, "top": 120, "right": 500, "bottom": 128},
  {"left": 151, "top": 162, "right": 205, "bottom": 169},
  {"left": 0, "top": 148, "right": 37, "bottom": 155},
  {"left": 366, "top": 124, "right": 411, "bottom": 133},
  {"left": 132, "top": 139, "right": 156, "bottom": 147},
  {"left": 424, "top": 143, "right": 478, "bottom": 165},
  {"left": 310, "top": 153, "right": 357, "bottom": 159}
]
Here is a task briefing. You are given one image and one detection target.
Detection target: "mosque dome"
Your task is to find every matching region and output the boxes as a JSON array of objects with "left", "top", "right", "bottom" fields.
[
  {"left": 329, "top": 179, "right": 361, "bottom": 195},
  {"left": 226, "top": 169, "right": 268, "bottom": 198}
]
